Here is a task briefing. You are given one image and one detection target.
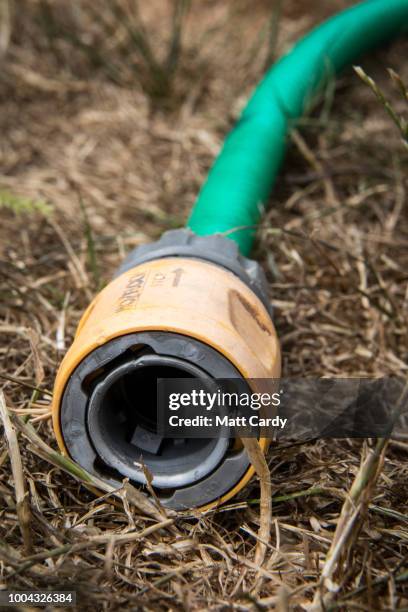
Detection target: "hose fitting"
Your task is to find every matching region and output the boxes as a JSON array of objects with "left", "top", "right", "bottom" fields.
[{"left": 52, "top": 230, "right": 280, "bottom": 510}]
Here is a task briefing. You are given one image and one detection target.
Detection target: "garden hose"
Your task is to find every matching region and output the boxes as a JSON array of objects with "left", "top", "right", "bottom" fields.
[{"left": 53, "top": 0, "right": 408, "bottom": 511}]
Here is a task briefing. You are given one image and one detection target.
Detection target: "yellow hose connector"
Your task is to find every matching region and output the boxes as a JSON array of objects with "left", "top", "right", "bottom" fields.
[{"left": 53, "top": 231, "right": 280, "bottom": 510}]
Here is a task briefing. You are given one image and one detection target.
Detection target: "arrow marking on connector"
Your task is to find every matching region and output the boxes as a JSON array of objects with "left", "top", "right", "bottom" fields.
[{"left": 171, "top": 268, "right": 185, "bottom": 287}]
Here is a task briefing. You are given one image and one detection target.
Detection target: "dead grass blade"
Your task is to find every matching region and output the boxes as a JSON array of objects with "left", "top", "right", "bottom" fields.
[
  {"left": 354, "top": 66, "right": 408, "bottom": 150},
  {"left": 0, "top": 391, "right": 33, "bottom": 554},
  {"left": 312, "top": 383, "right": 408, "bottom": 609},
  {"left": 242, "top": 437, "right": 272, "bottom": 568},
  {"left": 165, "top": 0, "right": 191, "bottom": 74},
  {"left": 26, "top": 328, "right": 45, "bottom": 387},
  {"left": 311, "top": 438, "right": 389, "bottom": 609},
  {"left": 0, "top": 372, "right": 51, "bottom": 396},
  {"left": 0, "top": 0, "right": 11, "bottom": 59}
]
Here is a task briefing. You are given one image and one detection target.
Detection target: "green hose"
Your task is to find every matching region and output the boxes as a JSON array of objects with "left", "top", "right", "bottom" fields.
[{"left": 187, "top": 0, "right": 408, "bottom": 256}]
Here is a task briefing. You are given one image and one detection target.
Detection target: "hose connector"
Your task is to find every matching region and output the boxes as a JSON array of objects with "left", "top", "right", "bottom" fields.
[{"left": 53, "top": 230, "right": 280, "bottom": 510}]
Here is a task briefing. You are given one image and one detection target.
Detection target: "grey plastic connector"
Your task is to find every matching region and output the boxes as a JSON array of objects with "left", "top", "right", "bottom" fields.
[
  {"left": 116, "top": 229, "right": 272, "bottom": 314},
  {"left": 60, "top": 331, "right": 252, "bottom": 510}
]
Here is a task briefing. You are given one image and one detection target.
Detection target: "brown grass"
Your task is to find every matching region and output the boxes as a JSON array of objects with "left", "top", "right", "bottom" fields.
[{"left": 0, "top": 1, "right": 407, "bottom": 609}]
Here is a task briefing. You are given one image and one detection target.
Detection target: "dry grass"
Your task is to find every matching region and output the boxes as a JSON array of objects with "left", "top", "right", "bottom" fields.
[{"left": 0, "top": 1, "right": 408, "bottom": 609}]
